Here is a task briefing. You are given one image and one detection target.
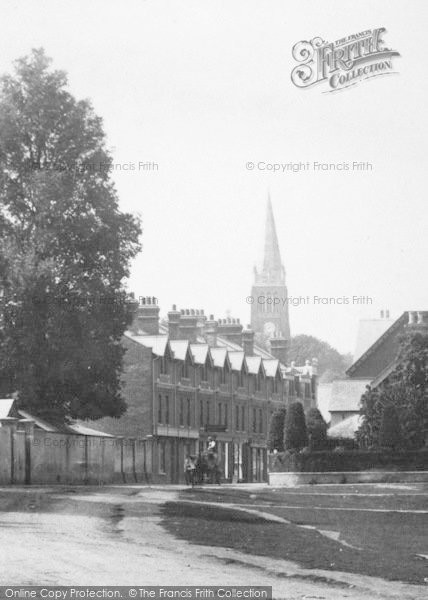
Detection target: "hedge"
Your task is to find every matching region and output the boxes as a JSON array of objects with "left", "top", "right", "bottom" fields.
[{"left": 269, "top": 449, "right": 428, "bottom": 473}]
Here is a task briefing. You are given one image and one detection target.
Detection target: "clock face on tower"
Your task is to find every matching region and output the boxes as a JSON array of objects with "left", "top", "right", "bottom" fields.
[{"left": 264, "top": 322, "right": 276, "bottom": 337}]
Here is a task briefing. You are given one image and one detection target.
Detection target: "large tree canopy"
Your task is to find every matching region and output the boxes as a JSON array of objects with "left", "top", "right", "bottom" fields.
[
  {"left": 0, "top": 49, "right": 141, "bottom": 423},
  {"left": 289, "top": 334, "right": 352, "bottom": 382},
  {"left": 357, "top": 332, "right": 428, "bottom": 449}
]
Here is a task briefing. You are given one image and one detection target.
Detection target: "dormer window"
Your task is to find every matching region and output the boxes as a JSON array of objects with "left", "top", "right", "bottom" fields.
[
  {"left": 182, "top": 359, "right": 189, "bottom": 379},
  {"left": 238, "top": 369, "right": 244, "bottom": 388},
  {"left": 160, "top": 356, "right": 167, "bottom": 374}
]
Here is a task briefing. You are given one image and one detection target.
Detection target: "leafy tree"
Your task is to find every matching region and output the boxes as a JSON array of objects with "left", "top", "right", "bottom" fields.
[
  {"left": 379, "top": 404, "right": 401, "bottom": 449},
  {"left": 289, "top": 334, "right": 352, "bottom": 381},
  {"left": 357, "top": 332, "right": 428, "bottom": 449},
  {"left": 0, "top": 49, "right": 141, "bottom": 423},
  {"left": 306, "top": 407, "right": 328, "bottom": 450},
  {"left": 268, "top": 407, "right": 286, "bottom": 452},
  {"left": 284, "top": 401, "right": 308, "bottom": 450}
]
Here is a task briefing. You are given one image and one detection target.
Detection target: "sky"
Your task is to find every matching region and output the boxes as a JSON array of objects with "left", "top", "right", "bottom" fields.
[{"left": 1, "top": 0, "right": 427, "bottom": 353}]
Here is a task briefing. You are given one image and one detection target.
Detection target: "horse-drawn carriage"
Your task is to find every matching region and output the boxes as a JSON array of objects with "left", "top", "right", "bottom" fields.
[{"left": 185, "top": 436, "right": 222, "bottom": 486}]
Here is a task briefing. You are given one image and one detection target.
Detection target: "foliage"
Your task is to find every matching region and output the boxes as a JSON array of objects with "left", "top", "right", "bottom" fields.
[
  {"left": 284, "top": 401, "right": 308, "bottom": 450},
  {"left": 306, "top": 407, "right": 328, "bottom": 450},
  {"left": 289, "top": 334, "right": 352, "bottom": 381},
  {"left": 379, "top": 404, "right": 401, "bottom": 449},
  {"left": 268, "top": 407, "right": 286, "bottom": 452},
  {"left": 269, "top": 449, "right": 428, "bottom": 473},
  {"left": 357, "top": 332, "right": 428, "bottom": 450},
  {"left": 0, "top": 49, "right": 141, "bottom": 423}
]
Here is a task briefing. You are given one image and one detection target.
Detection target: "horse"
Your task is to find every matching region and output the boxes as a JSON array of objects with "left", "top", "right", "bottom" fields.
[{"left": 195, "top": 451, "right": 222, "bottom": 485}]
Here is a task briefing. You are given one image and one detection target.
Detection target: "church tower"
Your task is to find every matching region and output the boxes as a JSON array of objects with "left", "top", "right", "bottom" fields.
[{"left": 250, "top": 195, "right": 290, "bottom": 342}]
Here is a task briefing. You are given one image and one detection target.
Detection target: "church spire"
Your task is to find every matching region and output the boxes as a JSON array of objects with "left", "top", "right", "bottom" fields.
[
  {"left": 260, "top": 193, "right": 285, "bottom": 284},
  {"left": 250, "top": 193, "right": 290, "bottom": 340}
]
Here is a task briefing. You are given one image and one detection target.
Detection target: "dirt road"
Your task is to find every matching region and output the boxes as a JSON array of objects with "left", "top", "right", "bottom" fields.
[{"left": 0, "top": 485, "right": 425, "bottom": 600}]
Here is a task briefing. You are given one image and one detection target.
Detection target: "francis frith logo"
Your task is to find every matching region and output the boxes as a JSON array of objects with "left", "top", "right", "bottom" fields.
[{"left": 291, "top": 28, "right": 400, "bottom": 92}]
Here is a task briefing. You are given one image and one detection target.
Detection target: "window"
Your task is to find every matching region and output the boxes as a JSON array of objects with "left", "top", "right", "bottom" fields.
[
  {"left": 160, "top": 357, "right": 167, "bottom": 374},
  {"left": 241, "top": 406, "right": 245, "bottom": 431},
  {"left": 259, "top": 409, "right": 263, "bottom": 433},
  {"left": 165, "top": 395, "right": 169, "bottom": 425},
  {"left": 238, "top": 370, "right": 244, "bottom": 388},
  {"left": 158, "top": 394, "right": 162, "bottom": 424},
  {"left": 179, "top": 397, "right": 184, "bottom": 426},
  {"left": 224, "top": 404, "right": 228, "bottom": 428},
  {"left": 159, "top": 441, "right": 166, "bottom": 474},
  {"left": 252, "top": 408, "right": 257, "bottom": 433},
  {"left": 206, "top": 400, "right": 210, "bottom": 424},
  {"left": 218, "top": 402, "right": 222, "bottom": 425},
  {"left": 256, "top": 374, "right": 261, "bottom": 392},
  {"left": 182, "top": 360, "right": 189, "bottom": 379},
  {"left": 305, "top": 383, "right": 311, "bottom": 398},
  {"left": 272, "top": 377, "right": 278, "bottom": 394},
  {"left": 187, "top": 397, "right": 191, "bottom": 426},
  {"left": 288, "top": 380, "right": 294, "bottom": 396},
  {"left": 201, "top": 364, "right": 207, "bottom": 382},
  {"left": 199, "top": 399, "right": 204, "bottom": 427},
  {"left": 235, "top": 405, "right": 240, "bottom": 430},
  {"left": 219, "top": 368, "right": 226, "bottom": 384}
]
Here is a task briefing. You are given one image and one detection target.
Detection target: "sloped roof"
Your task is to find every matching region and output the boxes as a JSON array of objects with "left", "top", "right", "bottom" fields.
[
  {"left": 135, "top": 323, "right": 313, "bottom": 375},
  {"left": 371, "top": 360, "right": 399, "bottom": 388},
  {"left": 169, "top": 339, "right": 190, "bottom": 361},
  {"left": 210, "top": 347, "right": 228, "bottom": 368},
  {"left": 328, "top": 415, "right": 362, "bottom": 439},
  {"left": 228, "top": 351, "right": 245, "bottom": 371},
  {"left": 329, "top": 379, "right": 371, "bottom": 412},
  {"left": 0, "top": 399, "right": 15, "bottom": 419},
  {"left": 346, "top": 312, "right": 407, "bottom": 376},
  {"left": 69, "top": 421, "right": 115, "bottom": 437},
  {"left": 190, "top": 343, "right": 209, "bottom": 365},
  {"left": 245, "top": 356, "right": 262, "bottom": 374},
  {"left": 216, "top": 336, "right": 243, "bottom": 351},
  {"left": 17, "top": 409, "right": 64, "bottom": 432},
  {"left": 262, "top": 358, "right": 279, "bottom": 377},
  {"left": 354, "top": 317, "right": 395, "bottom": 362},
  {"left": 125, "top": 332, "right": 169, "bottom": 357},
  {"left": 316, "top": 383, "right": 333, "bottom": 423}
]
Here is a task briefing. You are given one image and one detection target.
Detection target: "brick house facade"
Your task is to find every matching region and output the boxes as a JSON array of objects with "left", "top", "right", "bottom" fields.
[{"left": 93, "top": 297, "right": 318, "bottom": 483}]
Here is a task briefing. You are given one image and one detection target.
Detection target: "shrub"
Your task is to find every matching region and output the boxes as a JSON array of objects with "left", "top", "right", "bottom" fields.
[
  {"left": 284, "top": 401, "right": 308, "bottom": 450},
  {"left": 379, "top": 404, "right": 402, "bottom": 450},
  {"left": 307, "top": 407, "right": 328, "bottom": 450},
  {"left": 268, "top": 407, "right": 286, "bottom": 452}
]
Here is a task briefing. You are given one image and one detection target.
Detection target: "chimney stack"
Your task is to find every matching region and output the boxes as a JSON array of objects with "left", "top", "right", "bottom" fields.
[
  {"left": 204, "top": 315, "right": 218, "bottom": 347},
  {"left": 179, "top": 308, "right": 200, "bottom": 343},
  {"left": 167, "top": 304, "right": 181, "bottom": 340},
  {"left": 269, "top": 331, "right": 289, "bottom": 365},
  {"left": 242, "top": 325, "right": 255, "bottom": 356},
  {"left": 217, "top": 317, "right": 243, "bottom": 346},
  {"left": 133, "top": 296, "right": 160, "bottom": 335},
  {"left": 406, "top": 311, "right": 428, "bottom": 331}
]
